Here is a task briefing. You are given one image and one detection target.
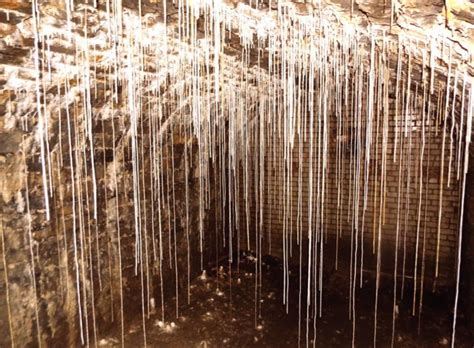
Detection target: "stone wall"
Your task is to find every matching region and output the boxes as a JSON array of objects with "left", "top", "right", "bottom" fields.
[{"left": 0, "top": 90, "right": 219, "bottom": 346}]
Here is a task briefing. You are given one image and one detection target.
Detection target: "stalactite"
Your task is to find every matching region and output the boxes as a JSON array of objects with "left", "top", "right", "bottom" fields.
[
  {"left": 4, "top": 1, "right": 473, "bottom": 346},
  {"left": 23, "top": 150, "right": 42, "bottom": 348},
  {"left": 451, "top": 85, "right": 473, "bottom": 348},
  {"left": 436, "top": 44, "right": 452, "bottom": 278}
]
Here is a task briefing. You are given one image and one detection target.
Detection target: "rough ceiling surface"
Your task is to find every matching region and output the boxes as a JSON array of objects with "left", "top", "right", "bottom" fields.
[
  {"left": 0, "top": 0, "right": 474, "bottom": 347},
  {"left": 0, "top": 0, "right": 473, "bottom": 144}
]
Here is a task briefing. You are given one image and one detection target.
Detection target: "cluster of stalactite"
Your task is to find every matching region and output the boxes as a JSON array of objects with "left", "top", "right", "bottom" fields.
[{"left": 2, "top": 0, "right": 473, "bottom": 347}]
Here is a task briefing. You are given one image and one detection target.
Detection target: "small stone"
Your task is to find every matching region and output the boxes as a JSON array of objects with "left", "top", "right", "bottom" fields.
[
  {"left": 200, "top": 270, "right": 207, "bottom": 280},
  {"left": 439, "top": 338, "right": 449, "bottom": 345}
]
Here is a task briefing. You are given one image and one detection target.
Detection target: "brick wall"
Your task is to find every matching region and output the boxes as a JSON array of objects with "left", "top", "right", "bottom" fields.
[
  {"left": 461, "top": 147, "right": 474, "bottom": 332},
  {"left": 238, "top": 104, "right": 463, "bottom": 284}
]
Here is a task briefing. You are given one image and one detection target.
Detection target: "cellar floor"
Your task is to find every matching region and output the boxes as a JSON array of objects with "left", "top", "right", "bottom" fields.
[{"left": 99, "top": 253, "right": 472, "bottom": 347}]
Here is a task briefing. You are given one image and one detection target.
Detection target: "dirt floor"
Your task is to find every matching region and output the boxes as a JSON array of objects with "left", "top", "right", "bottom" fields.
[{"left": 99, "top": 253, "right": 473, "bottom": 347}]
